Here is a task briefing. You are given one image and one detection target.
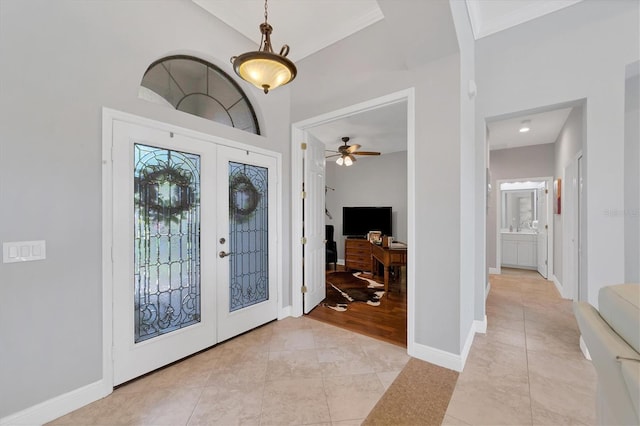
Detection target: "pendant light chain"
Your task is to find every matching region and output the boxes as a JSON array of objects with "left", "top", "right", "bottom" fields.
[{"left": 264, "top": 0, "right": 268, "bottom": 24}]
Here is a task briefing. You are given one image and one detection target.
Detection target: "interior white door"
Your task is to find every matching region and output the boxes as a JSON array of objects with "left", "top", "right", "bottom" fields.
[
  {"left": 537, "top": 184, "right": 548, "bottom": 278},
  {"left": 303, "top": 133, "right": 326, "bottom": 314},
  {"left": 216, "top": 145, "right": 278, "bottom": 342},
  {"left": 112, "top": 121, "right": 217, "bottom": 385}
]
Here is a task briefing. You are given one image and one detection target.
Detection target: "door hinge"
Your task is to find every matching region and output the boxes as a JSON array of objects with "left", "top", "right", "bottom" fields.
[
  {"left": 301, "top": 285, "right": 308, "bottom": 293},
  {"left": 545, "top": 224, "right": 548, "bottom": 229},
  {"left": 301, "top": 191, "right": 307, "bottom": 199},
  {"left": 545, "top": 189, "right": 548, "bottom": 194},
  {"left": 301, "top": 143, "right": 307, "bottom": 150},
  {"left": 301, "top": 237, "right": 307, "bottom": 244}
]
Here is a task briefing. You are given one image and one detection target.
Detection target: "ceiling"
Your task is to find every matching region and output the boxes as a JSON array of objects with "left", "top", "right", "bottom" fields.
[
  {"left": 192, "top": 0, "right": 384, "bottom": 62},
  {"left": 306, "top": 101, "right": 408, "bottom": 157},
  {"left": 465, "top": 0, "right": 583, "bottom": 39},
  {"left": 488, "top": 108, "right": 573, "bottom": 151},
  {"left": 193, "top": 0, "right": 583, "bottom": 155}
]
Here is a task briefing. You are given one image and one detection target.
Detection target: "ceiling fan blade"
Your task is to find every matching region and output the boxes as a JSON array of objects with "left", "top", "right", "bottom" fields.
[
  {"left": 346, "top": 144, "right": 361, "bottom": 154},
  {"left": 325, "top": 153, "right": 341, "bottom": 158},
  {"left": 353, "top": 151, "right": 381, "bottom": 156}
]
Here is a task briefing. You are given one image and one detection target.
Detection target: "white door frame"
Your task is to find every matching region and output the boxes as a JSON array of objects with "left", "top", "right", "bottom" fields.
[
  {"left": 102, "top": 107, "right": 283, "bottom": 390},
  {"left": 290, "top": 88, "right": 416, "bottom": 343},
  {"left": 563, "top": 151, "right": 584, "bottom": 300},
  {"left": 495, "top": 176, "right": 554, "bottom": 278}
]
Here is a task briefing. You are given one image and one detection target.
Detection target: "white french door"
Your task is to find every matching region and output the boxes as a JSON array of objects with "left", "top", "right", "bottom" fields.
[
  {"left": 302, "top": 133, "right": 326, "bottom": 314},
  {"left": 111, "top": 119, "right": 278, "bottom": 385},
  {"left": 216, "top": 145, "right": 278, "bottom": 342}
]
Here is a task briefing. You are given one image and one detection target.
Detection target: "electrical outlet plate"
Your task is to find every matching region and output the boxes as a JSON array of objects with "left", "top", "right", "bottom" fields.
[{"left": 3, "top": 240, "right": 46, "bottom": 263}]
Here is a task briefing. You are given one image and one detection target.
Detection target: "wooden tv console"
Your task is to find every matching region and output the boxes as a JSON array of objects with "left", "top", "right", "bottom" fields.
[
  {"left": 345, "top": 237, "right": 408, "bottom": 295},
  {"left": 344, "top": 238, "right": 371, "bottom": 272}
]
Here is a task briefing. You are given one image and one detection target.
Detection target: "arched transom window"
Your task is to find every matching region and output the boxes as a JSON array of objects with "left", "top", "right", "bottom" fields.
[{"left": 139, "top": 55, "right": 260, "bottom": 135}]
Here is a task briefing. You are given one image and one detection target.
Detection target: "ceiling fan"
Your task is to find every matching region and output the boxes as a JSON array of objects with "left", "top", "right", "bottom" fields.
[{"left": 326, "top": 137, "right": 381, "bottom": 166}]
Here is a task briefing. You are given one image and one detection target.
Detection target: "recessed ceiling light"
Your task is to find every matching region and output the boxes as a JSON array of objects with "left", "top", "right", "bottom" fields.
[{"left": 519, "top": 120, "right": 531, "bottom": 133}]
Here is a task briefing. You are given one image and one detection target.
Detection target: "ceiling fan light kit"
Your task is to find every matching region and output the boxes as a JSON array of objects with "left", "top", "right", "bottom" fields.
[
  {"left": 230, "top": 0, "right": 297, "bottom": 94},
  {"left": 328, "top": 136, "right": 380, "bottom": 166}
]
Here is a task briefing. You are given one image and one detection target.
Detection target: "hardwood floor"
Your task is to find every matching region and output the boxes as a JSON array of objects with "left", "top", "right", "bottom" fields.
[{"left": 306, "top": 265, "right": 407, "bottom": 347}]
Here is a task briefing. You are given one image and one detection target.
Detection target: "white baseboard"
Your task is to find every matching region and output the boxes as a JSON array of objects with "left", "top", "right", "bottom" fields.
[
  {"left": 474, "top": 315, "right": 487, "bottom": 334},
  {"left": 460, "top": 323, "right": 476, "bottom": 366},
  {"left": 488, "top": 267, "right": 499, "bottom": 275},
  {"left": 408, "top": 319, "right": 485, "bottom": 373},
  {"left": 278, "top": 305, "right": 292, "bottom": 319},
  {"left": 579, "top": 335, "right": 592, "bottom": 360},
  {"left": 0, "top": 380, "right": 111, "bottom": 426},
  {"left": 409, "top": 341, "right": 465, "bottom": 372},
  {"left": 551, "top": 274, "right": 565, "bottom": 298}
]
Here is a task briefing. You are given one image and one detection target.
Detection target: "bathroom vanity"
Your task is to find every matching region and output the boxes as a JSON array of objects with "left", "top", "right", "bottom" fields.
[{"left": 501, "top": 231, "right": 537, "bottom": 269}]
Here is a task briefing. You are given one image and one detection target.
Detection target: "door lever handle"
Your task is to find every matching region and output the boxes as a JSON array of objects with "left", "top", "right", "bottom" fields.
[{"left": 219, "top": 251, "right": 233, "bottom": 258}]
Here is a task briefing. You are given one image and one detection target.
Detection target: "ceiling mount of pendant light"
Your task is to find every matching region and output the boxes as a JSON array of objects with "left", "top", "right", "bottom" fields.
[
  {"left": 230, "top": 0, "right": 297, "bottom": 94},
  {"left": 519, "top": 119, "right": 531, "bottom": 133}
]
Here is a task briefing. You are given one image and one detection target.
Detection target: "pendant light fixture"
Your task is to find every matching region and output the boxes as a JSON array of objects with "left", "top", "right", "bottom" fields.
[{"left": 230, "top": 0, "right": 297, "bottom": 94}]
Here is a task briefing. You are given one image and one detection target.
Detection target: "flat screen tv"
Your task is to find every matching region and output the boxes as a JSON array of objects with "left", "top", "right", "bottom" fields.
[{"left": 342, "top": 206, "right": 392, "bottom": 237}]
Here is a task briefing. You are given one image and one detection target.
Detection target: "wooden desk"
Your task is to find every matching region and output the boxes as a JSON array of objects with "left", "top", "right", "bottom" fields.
[{"left": 370, "top": 243, "right": 407, "bottom": 295}]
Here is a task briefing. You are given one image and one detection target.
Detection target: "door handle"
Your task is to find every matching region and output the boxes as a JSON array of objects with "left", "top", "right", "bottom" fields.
[{"left": 219, "top": 251, "right": 233, "bottom": 258}]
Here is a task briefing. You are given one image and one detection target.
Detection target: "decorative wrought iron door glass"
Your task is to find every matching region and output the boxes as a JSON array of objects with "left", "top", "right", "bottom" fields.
[
  {"left": 228, "top": 162, "right": 269, "bottom": 311},
  {"left": 134, "top": 144, "right": 201, "bottom": 343}
]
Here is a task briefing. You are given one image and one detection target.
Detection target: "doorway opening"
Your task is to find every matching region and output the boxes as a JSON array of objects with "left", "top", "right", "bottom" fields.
[
  {"left": 290, "top": 89, "right": 416, "bottom": 350},
  {"left": 495, "top": 177, "right": 554, "bottom": 280}
]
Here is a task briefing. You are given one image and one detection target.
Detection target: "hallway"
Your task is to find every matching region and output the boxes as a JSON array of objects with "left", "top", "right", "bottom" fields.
[{"left": 444, "top": 269, "right": 597, "bottom": 425}]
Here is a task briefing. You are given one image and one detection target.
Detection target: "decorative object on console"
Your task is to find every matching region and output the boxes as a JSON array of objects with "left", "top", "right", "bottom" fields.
[
  {"left": 230, "top": 0, "right": 296, "bottom": 94},
  {"left": 368, "top": 231, "right": 382, "bottom": 245}
]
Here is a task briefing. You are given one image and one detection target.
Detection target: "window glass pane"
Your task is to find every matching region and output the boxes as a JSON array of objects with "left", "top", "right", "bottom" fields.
[
  {"left": 228, "top": 162, "right": 269, "bottom": 311},
  {"left": 134, "top": 144, "right": 201, "bottom": 343},
  {"left": 140, "top": 55, "right": 260, "bottom": 135}
]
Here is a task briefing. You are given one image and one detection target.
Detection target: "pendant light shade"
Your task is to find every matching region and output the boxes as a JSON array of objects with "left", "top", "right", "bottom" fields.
[{"left": 231, "top": 2, "right": 297, "bottom": 94}]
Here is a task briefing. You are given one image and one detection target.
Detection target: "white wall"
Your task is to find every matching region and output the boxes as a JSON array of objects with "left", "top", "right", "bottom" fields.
[
  {"left": 624, "top": 71, "right": 640, "bottom": 282},
  {"left": 450, "top": 0, "right": 480, "bottom": 349},
  {"left": 487, "top": 144, "right": 556, "bottom": 269},
  {"left": 325, "top": 151, "right": 408, "bottom": 261},
  {"left": 0, "top": 0, "right": 292, "bottom": 418},
  {"left": 476, "top": 0, "right": 639, "bottom": 307},
  {"left": 291, "top": 1, "right": 470, "bottom": 357},
  {"left": 554, "top": 105, "right": 585, "bottom": 285}
]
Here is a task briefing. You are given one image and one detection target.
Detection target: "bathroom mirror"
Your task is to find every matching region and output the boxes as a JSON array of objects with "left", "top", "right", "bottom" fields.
[{"left": 501, "top": 190, "right": 538, "bottom": 230}]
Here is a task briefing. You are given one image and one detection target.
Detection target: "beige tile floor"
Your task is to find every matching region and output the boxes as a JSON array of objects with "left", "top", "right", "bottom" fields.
[
  {"left": 49, "top": 317, "right": 410, "bottom": 426},
  {"left": 50, "top": 268, "right": 596, "bottom": 425},
  {"left": 444, "top": 268, "right": 597, "bottom": 425}
]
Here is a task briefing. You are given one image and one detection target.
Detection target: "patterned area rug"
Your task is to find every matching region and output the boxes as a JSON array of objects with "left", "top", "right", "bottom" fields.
[{"left": 322, "top": 272, "right": 385, "bottom": 311}]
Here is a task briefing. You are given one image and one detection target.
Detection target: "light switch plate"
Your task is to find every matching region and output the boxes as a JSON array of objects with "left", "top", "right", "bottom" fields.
[{"left": 3, "top": 240, "right": 46, "bottom": 263}]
